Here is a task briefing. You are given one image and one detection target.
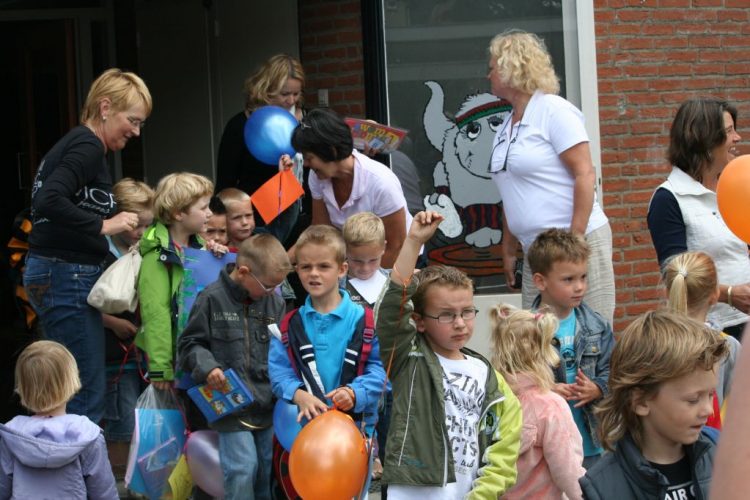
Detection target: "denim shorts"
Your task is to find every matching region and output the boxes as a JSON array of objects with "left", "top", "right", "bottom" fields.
[
  {"left": 103, "top": 367, "right": 147, "bottom": 442},
  {"left": 24, "top": 254, "right": 106, "bottom": 423}
]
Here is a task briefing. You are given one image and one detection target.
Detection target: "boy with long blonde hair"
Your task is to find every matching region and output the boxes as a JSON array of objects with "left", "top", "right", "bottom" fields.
[{"left": 580, "top": 310, "right": 727, "bottom": 498}]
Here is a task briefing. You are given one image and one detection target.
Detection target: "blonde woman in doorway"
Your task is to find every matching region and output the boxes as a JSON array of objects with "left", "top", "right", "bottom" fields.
[{"left": 216, "top": 54, "right": 307, "bottom": 245}]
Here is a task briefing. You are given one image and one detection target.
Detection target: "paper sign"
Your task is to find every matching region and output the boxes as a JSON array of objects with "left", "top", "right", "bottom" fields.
[
  {"left": 167, "top": 454, "right": 193, "bottom": 500},
  {"left": 345, "top": 118, "right": 408, "bottom": 154},
  {"left": 348, "top": 272, "right": 388, "bottom": 305},
  {"left": 251, "top": 169, "right": 304, "bottom": 224},
  {"left": 179, "top": 248, "right": 237, "bottom": 333}
]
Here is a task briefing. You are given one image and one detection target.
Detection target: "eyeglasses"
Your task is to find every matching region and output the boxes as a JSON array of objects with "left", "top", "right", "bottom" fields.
[
  {"left": 249, "top": 272, "right": 281, "bottom": 293},
  {"left": 488, "top": 118, "right": 520, "bottom": 173},
  {"left": 422, "top": 308, "right": 479, "bottom": 324},
  {"left": 127, "top": 116, "right": 146, "bottom": 130}
]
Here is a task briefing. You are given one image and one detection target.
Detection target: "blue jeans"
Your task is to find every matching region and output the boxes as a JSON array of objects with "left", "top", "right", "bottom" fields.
[
  {"left": 219, "top": 427, "right": 273, "bottom": 500},
  {"left": 24, "top": 254, "right": 105, "bottom": 423},
  {"left": 103, "top": 367, "right": 147, "bottom": 441}
]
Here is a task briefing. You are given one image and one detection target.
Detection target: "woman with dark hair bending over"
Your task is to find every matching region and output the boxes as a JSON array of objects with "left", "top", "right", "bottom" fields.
[
  {"left": 648, "top": 98, "right": 749, "bottom": 339},
  {"left": 279, "top": 108, "right": 411, "bottom": 269}
]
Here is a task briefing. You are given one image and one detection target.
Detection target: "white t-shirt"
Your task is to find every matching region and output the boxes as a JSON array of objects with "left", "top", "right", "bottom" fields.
[
  {"left": 490, "top": 91, "right": 608, "bottom": 252},
  {"left": 388, "top": 353, "right": 488, "bottom": 500},
  {"left": 309, "top": 150, "right": 412, "bottom": 232}
]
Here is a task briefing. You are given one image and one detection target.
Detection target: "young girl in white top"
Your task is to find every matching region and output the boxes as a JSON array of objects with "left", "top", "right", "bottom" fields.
[
  {"left": 490, "top": 305, "right": 585, "bottom": 499},
  {"left": 664, "top": 251, "right": 741, "bottom": 428}
]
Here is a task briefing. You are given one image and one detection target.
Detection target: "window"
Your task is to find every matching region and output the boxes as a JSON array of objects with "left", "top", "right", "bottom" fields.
[{"left": 378, "top": 0, "right": 600, "bottom": 294}]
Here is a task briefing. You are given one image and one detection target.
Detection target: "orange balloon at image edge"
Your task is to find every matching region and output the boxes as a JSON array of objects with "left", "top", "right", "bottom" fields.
[
  {"left": 288, "top": 409, "right": 369, "bottom": 500},
  {"left": 717, "top": 155, "right": 750, "bottom": 244}
]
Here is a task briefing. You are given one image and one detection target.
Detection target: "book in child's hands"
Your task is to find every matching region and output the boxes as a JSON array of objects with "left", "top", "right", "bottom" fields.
[
  {"left": 345, "top": 117, "right": 408, "bottom": 154},
  {"left": 187, "top": 368, "right": 254, "bottom": 423}
]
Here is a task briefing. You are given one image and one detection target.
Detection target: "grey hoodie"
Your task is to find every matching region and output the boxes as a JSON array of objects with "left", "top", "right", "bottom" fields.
[{"left": 0, "top": 415, "right": 117, "bottom": 500}]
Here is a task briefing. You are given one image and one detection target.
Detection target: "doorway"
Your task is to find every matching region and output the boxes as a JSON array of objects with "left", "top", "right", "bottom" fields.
[{"left": 0, "top": 18, "right": 77, "bottom": 420}]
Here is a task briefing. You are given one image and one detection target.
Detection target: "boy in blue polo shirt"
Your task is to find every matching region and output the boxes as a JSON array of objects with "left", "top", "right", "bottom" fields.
[{"left": 269, "top": 223, "right": 385, "bottom": 426}]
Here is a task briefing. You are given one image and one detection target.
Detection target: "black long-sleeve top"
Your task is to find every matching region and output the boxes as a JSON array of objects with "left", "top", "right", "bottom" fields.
[{"left": 29, "top": 126, "right": 114, "bottom": 264}]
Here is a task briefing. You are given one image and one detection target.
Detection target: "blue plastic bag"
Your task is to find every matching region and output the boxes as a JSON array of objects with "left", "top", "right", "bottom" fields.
[{"left": 125, "top": 386, "right": 186, "bottom": 499}]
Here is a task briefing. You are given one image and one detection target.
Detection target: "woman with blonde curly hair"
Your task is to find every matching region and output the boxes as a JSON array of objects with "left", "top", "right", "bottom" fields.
[
  {"left": 216, "top": 54, "right": 307, "bottom": 245},
  {"left": 490, "top": 304, "right": 585, "bottom": 499},
  {"left": 487, "top": 30, "right": 614, "bottom": 325}
]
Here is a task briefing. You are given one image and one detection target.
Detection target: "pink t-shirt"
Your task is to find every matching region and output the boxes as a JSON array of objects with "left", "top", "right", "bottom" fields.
[{"left": 309, "top": 150, "right": 412, "bottom": 232}]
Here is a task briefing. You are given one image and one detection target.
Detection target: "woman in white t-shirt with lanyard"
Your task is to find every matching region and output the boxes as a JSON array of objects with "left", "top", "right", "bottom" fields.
[
  {"left": 487, "top": 30, "right": 615, "bottom": 324},
  {"left": 280, "top": 108, "right": 411, "bottom": 269}
]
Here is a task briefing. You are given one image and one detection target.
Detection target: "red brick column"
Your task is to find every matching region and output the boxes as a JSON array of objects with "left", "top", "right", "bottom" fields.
[{"left": 299, "top": 0, "right": 366, "bottom": 117}]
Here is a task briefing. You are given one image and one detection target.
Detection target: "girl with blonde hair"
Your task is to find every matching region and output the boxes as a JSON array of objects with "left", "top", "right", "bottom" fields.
[
  {"left": 664, "top": 251, "right": 741, "bottom": 428},
  {"left": 490, "top": 304, "right": 584, "bottom": 499},
  {"left": 0, "top": 341, "right": 117, "bottom": 498}
]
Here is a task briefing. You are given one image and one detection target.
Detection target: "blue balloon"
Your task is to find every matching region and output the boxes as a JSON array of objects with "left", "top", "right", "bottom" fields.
[
  {"left": 244, "top": 105, "right": 298, "bottom": 165},
  {"left": 273, "top": 399, "right": 304, "bottom": 451}
]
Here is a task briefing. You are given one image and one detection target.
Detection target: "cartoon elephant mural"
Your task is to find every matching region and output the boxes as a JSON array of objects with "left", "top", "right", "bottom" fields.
[
  {"left": 421, "top": 81, "right": 513, "bottom": 283},
  {"left": 422, "top": 81, "right": 511, "bottom": 248}
]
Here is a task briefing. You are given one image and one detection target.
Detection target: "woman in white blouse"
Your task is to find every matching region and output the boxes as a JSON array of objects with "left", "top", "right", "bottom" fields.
[{"left": 487, "top": 30, "right": 615, "bottom": 324}]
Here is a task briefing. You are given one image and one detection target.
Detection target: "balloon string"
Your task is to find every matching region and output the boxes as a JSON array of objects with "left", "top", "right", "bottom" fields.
[
  {"left": 277, "top": 173, "right": 283, "bottom": 216},
  {"left": 357, "top": 276, "right": 411, "bottom": 499}
]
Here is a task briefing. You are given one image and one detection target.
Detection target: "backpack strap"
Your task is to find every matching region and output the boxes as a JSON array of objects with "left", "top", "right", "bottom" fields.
[
  {"left": 357, "top": 307, "right": 375, "bottom": 377},
  {"left": 280, "top": 308, "right": 300, "bottom": 376}
]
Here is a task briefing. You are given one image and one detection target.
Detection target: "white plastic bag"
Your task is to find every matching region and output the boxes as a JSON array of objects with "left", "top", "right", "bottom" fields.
[{"left": 87, "top": 245, "right": 141, "bottom": 313}]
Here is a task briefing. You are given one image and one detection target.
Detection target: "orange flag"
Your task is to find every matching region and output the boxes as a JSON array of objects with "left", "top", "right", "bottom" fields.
[{"left": 250, "top": 169, "right": 304, "bottom": 224}]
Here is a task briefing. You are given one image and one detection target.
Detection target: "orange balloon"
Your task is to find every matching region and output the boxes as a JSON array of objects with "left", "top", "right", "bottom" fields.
[
  {"left": 289, "top": 410, "right": 369, "bottom": 499},
  {"left": 718, "top": 155, "right": 750, "bottom": 244}
]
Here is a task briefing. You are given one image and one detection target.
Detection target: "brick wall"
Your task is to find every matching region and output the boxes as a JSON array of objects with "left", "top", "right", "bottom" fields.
[
  {"left": 594, "top": 1, "right": 750, "bottom": 330},
  {"left": 299, "top": 0, "right": 366, "bottom": 117}
]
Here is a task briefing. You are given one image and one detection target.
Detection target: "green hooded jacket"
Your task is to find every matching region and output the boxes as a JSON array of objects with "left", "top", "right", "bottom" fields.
[
  {"left": 375, "top": 280, "right": 522, "bottom": 498},
  {"left": 135, "top": 222, "right": 202, "bottom": 382}
]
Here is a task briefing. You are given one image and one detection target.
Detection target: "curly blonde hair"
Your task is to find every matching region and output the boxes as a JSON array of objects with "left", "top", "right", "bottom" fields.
[
  {"left": 596, "top": 309, "right": 727, "bottom": 452},
  {"left": 488, "top": 30, "right": 560, "bottom": 95},
  {"left": 489, "top": 304, "right": 559, "bottom": 391},
  {"left": 243, "top": 54, "right": 305, "bottom": 112}
]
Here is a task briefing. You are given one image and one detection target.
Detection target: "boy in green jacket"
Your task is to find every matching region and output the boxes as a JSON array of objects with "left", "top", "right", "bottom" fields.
[
  {"left": 376, "top": 210, "right": 522, "bottom": 499},
  {"left": 136, "top": 172, "right": 214, "bottom": 389}
]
